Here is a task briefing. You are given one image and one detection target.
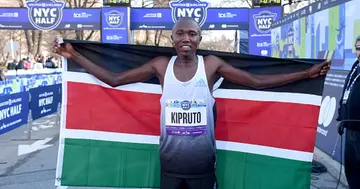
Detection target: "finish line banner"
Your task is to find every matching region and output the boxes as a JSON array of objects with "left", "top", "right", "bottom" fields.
[
  {"left": 0, "top": 8, "right": 100, "bottom": 30},
  {"left": 130, "top": 8, "right": 249, "bottom": 30},
  {"left": 55, "top": 40, "right": 326, "bottom": 189}
]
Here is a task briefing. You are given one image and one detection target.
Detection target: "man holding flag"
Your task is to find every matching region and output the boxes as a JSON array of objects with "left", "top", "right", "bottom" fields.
[{"left": 54, "top": 18, "right": 330, "bottom": 189}]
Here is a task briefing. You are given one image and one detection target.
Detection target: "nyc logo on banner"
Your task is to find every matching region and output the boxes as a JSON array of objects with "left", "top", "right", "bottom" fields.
[
  {"left": 105, "top": 10, "right": 124, "bottom": 27},
  {"left": 29, "top": 85, "right": 60, "bottom": 120},
  {"left": 26, "top": 0, "right": 65, "bottom": 31},
  {"left": 101, "top": 7, "right": 129, "bottom": 44},
  {"left": 249, "top": 7, "right": 282, "bottom": 57},
  {"left": 253, "top": 11, "right": 277, "bottom": 34},
  {"left": 169, "top": 0, "right": 209, "bottom": 28}
]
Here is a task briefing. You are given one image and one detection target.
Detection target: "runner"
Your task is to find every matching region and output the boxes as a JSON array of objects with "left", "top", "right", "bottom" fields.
[{"left": 54, "top": 18, "right": 330, "bottom": 189}]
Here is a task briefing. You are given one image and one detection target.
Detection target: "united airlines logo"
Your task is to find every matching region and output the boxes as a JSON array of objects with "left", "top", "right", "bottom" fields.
[
  {"left": 105, "top": 10, "right": 124, "bottom": 27},
  {"left": 253, "top": 11, "right": 277, "bottom": 33},
  {"left": 26, "top": 0, "right": 65, "bottom": 31},
  {"left": 169, "top": 0, "right": 209, "bottom": 28}
]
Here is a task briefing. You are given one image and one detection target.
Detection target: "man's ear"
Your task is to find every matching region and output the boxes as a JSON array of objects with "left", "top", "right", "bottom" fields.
[{"left": 199, "top": 35, "right": 202, "bottom": 44}]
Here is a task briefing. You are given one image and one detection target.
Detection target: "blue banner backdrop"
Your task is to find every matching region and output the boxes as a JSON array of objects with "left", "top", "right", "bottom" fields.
[
  {"left": 29, "top": 84, "right": 61, "bottom": 120},
  {"left": 130, "top": 8, "right": 249, "bottom": 30},
  {"left": 249, "top": 6, "right": 282, "bottom": 56},
  {"left": 0, "top": 92, "right": 29, "bottom": 135},
  {"left": 101, "top": 7, "right": 129, "bottom": 44},
  {"left": 0, "top": 8, "right": 100, "bottom": 30}
]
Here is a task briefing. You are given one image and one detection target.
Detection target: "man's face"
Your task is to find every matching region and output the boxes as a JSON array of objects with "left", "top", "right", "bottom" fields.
[
  {"left": 356, "top": 41, "right": 360, "bottom": 59},
  {"left": 171, "top": 20, "right": 202, "bottom": 57}
]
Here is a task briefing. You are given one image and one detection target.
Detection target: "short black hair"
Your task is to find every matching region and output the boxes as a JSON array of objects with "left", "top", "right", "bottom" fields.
[
  {"left": 355, "top": 36, "right": 360, "bottom": 47},
  {"left": 172, "top": 17, "right": 201, "bottom": 34}
]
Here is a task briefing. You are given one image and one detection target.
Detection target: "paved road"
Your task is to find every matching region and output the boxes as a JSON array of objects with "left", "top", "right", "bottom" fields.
[{"left": 0, "top": 113, "right": 349, "bottom": 189}]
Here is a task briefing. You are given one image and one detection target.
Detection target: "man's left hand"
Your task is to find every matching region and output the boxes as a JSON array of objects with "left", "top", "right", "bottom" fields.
[{"left": 308, "top": 59, "right": 331, "bottom": 78}]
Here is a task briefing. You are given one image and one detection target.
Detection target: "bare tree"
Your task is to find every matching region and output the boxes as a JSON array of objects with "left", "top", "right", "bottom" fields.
[
  {"left": 65, "top": 0, "right": 102, "bottom": 40},
  {"left": 0, "top": 38, "right": 10, "bottom": 66},
  {"left": 16, "top": 0, "right": 43, "bottom": 56},
  {"left": 135, "top": 0, "right": 171, "bottom": 46},
  {"left": 199, "top": 35, "right": 235, "bottom": 52}
]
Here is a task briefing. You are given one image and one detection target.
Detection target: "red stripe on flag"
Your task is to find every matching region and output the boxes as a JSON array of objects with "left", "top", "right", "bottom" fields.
[{"left": 66, "top": 82, "right": 318, "bottom": 152}]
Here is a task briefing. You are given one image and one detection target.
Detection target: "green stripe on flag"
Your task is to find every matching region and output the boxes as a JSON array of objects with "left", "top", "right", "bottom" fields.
[
  {"left": 61, "top": 138, "right": 311, "bottom": 189},
  {"left": 216, "top": 150, "right": 311, "bottom": 189},
  {"left": 61, "top": 138, "right": 161, "bottom": 187}
]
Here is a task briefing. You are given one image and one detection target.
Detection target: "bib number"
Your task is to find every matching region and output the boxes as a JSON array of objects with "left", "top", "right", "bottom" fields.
[{"left": 165, "top": 99, "right": 207, "bottom": 136}]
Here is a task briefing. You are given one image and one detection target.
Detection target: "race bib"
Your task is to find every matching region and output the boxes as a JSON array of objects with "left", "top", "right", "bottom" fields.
[{"left": 165, "top": 99, "right": 207, "bottom": 136}]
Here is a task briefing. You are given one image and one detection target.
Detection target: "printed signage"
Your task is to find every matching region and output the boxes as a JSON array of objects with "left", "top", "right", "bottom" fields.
[
  {"left": 101, "top": 7, "right": 129, "bottom": 44},
  {"left": 316, "top": 69, "right": 349, "bottom": 162},
  {"left": 29, "top": 85, "right": 60, "bottom": 120},
  {"left": 0, "top": 92, "right": 29, "bottom": 135},
  {"left": 249, "top": 7, "right": 282, "bottom": 56},
  {"left": 130, "top": 8, "right": 249, "bottom": 30},
  {"left": 26, "top": 0, "right": 65, "bottom": 31},
  {"left": 169, "top": 0, "right": 209, "bottom": 28},
  {"left": 0, "top": 8, "right": 100, "bottom": 30}
]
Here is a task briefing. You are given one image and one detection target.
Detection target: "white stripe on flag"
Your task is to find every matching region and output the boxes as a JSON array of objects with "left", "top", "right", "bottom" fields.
[
  {"left": 66, "top": 72, "right": 321, "bottom": 106},
  {"left": 63, "top": 129, "right": 313, "bottom": 162}
]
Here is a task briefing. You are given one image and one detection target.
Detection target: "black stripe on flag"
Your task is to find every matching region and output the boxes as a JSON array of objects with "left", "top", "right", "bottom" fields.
[{"left": 63, "top": 39, "right": 325, "bottom": 95}]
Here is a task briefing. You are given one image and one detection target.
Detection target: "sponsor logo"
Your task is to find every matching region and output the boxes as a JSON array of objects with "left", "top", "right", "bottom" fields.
[
  {"left": 0, "top": 12, "right": 19, "bottom": 18},
  {"left": 105, "top": 10, "right": 124, "bottom": 27},
  {"left": 253, "top": 10, "right": 277, "bottom": 33},
  {"left": 26, "top": 0, "right": 65, "bottom": 31},
  {"left": 169, "top": 0, "right": 209, "bottom": 27},
  {"left": 218, "top": 12, "right": 237, "bottom": 18},
  {"left": 318, "top": 96, "right": 337, "bottom": 128},
  {"left": 195, "top": 79, "right": 207, "bottom": 87},
  {"left": 143, "top": 13, "right": 162, "bottom": 18},
  {"left": 261, "top": 50, "right": 268, "bottom": 56},
  {"left": 74, "top": 12, "right": 92, "bottom": 18}
]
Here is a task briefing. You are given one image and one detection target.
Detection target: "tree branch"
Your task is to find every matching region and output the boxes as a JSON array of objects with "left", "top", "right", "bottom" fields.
[
  {"left": 81, "top": 0, "right": 89, "bottom": 7},
  {"left": 85, "top": 30, "right": 96, "bottom": 41},
  {"left": 36, "top": 31, "right": 43, "bottom": 56},
  {"left": 17, "top": 0, "right": 25, "bottom": 7},
  {"left": 66, "top": 0, "right": 72, "bottom": 8},
  {"left": 88, "top": 0, "right": 97, "bottom": 7},
  {"left": 245, "top": 0, "right": 252, "bottom": 7}
]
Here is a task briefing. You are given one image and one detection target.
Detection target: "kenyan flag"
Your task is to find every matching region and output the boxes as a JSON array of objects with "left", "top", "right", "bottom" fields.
[{"left": 55, "top": 40, "right": 325, "bottom": 189}]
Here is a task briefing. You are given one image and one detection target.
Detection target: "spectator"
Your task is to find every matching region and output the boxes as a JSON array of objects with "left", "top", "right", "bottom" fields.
[
  {"left": 45, "top": 56, "right": 56, "bottom": 68},
  {"left": 337, "top": 35, "right": 360, "bottom": 189},
  {"left": 16, "top": 59, "right": 25, "bottom": 70},
  {"left": 0, "top": 69, "right": 6, "bottom": 81},
  {"left": 7, "top": 59, "right": 17, "bottom": 70}
]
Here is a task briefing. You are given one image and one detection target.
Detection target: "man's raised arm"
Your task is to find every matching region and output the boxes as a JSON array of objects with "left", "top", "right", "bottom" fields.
[
  {"left": 54, "top": 42, "right": 158, "bottom": 88},
  {"left": 211, "top": 55, "right": 330, "bottom": 89}
]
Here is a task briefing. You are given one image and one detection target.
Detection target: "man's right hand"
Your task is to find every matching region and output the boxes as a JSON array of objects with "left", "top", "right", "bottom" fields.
[{"left": 53, "top": 38, "right": 76, "bottom": 59}]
